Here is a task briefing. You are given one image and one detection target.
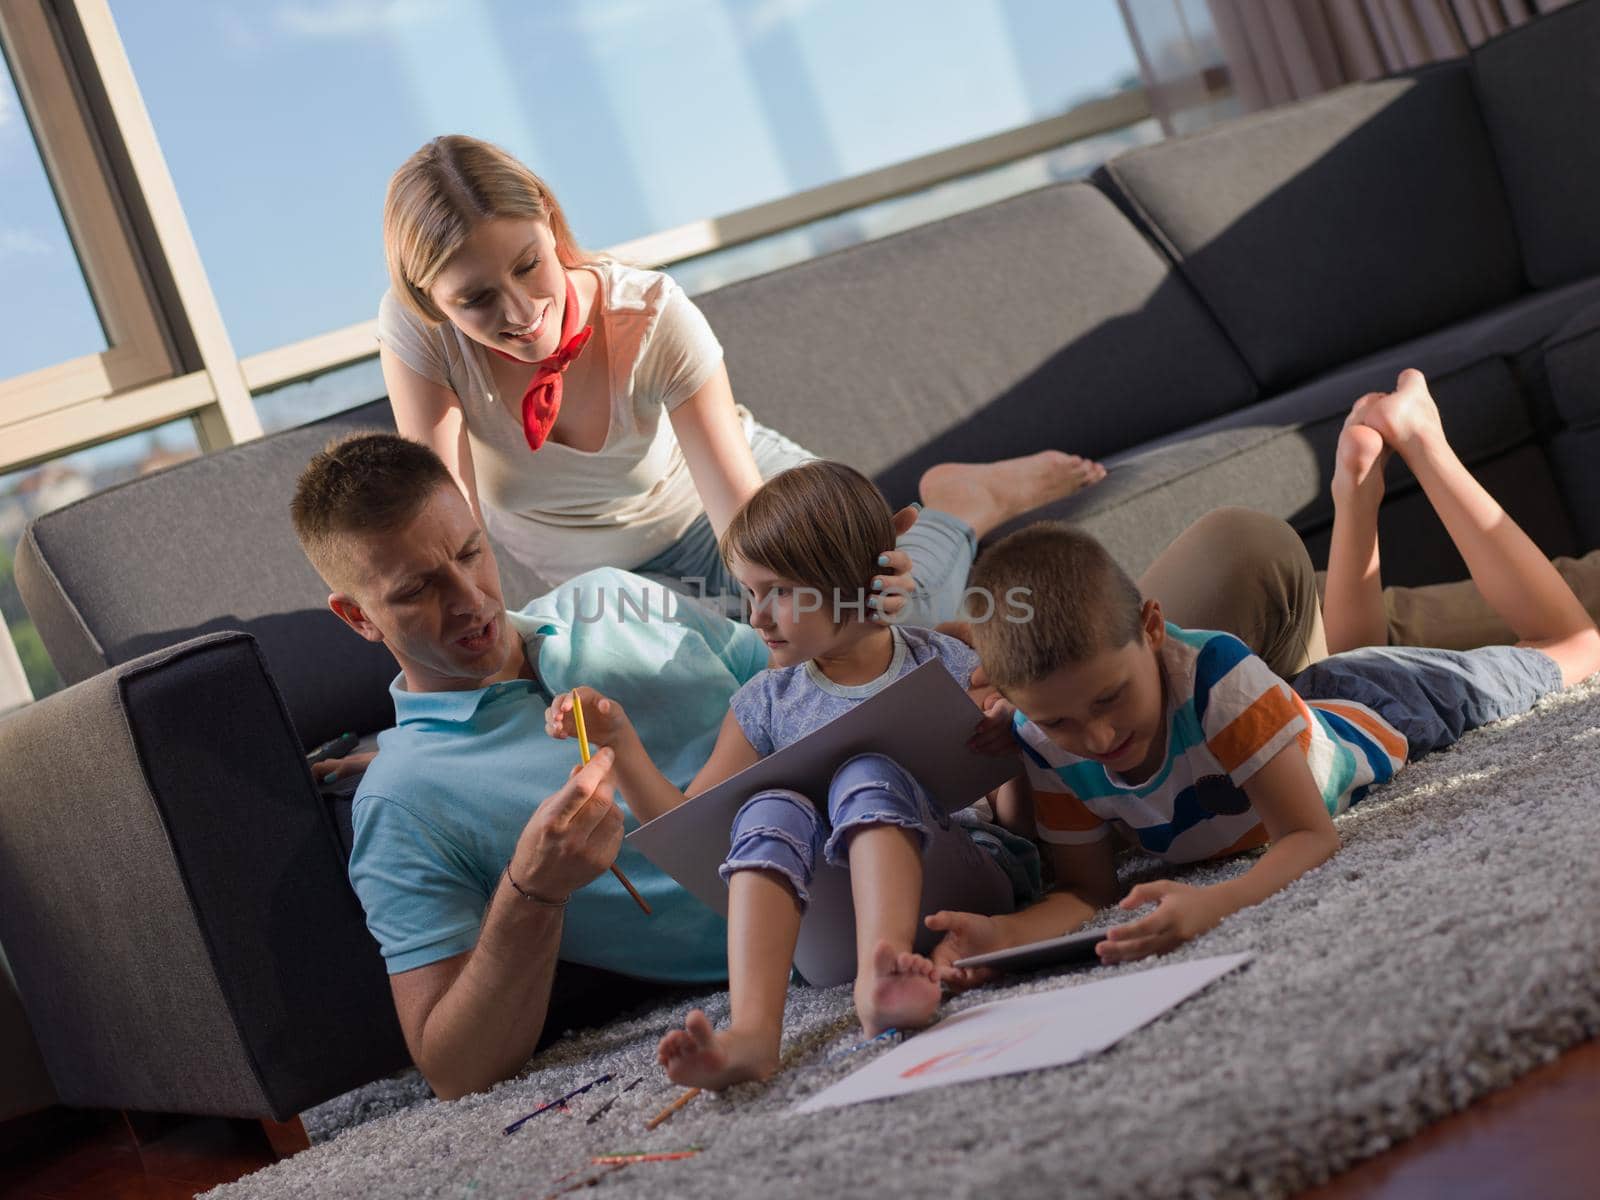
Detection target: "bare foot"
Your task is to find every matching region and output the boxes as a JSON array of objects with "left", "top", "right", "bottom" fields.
[
  {"left": 1332, "top": 407, "right": 1390, "bottom": 510},
  {"left": 1358, "top": 368, "right": 1445, "bottom": 456},
  {"left": 853, "top": 940, "right": 942, "bottom": 1036},
  {"left": 919, "top": 451, "right": 1108, "bottom": 540},
  {"left": 656, "top": 1009, "right": 779, "bottom": 1091}
]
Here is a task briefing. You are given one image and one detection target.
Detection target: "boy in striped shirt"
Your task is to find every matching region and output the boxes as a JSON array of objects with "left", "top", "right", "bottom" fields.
[{"left": 929, "top": 369, "right": 1600, "bottom": 972}]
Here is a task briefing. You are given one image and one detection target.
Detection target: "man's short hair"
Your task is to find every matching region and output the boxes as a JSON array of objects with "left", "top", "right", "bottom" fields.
[
  {"left": 968, "top": 522, "right": 1145, "bottom": 689},
  {"left": 290, "top": 432, "right": 455, "bottom": 589},
  {"left": 719, "top": 461, "right": 895, "bottom": 619}
]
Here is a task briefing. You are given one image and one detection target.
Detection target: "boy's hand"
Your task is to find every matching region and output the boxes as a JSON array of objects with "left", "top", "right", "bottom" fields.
[
  {"left": 968, "top": 692, "right": 1017, "bottom": 756},
  {"left": 924, "top": 910, "right": 1005, "bottom": 991},
  {"left": 959, "top": 661, "right": 1019, "bottom": 756},
  {"left": 1098, "top": 880, "right": 1225, "bottom": 964},
  {"left": 545, "top": 687, "right": 632, "bottom": 749}
]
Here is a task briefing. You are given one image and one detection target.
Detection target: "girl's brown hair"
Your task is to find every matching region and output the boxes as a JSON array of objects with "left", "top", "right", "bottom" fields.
[
  {"left": 720, "top": 461, "right": 897, "bottom": 620},
  {"left": 383, "top": 135, "right": 589, "bottom": 324}
]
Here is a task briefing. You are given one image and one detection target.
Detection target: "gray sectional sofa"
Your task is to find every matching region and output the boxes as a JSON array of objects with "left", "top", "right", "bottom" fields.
[{"left": 2, "top": 0, "right": 1598, "bottom": 1125}]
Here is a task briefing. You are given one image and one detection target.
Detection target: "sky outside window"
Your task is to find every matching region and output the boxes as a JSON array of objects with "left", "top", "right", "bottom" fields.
[
  {"left": 110, "top": 0, "right": 1138, "bottom": 359},
  {"left": 0, "top": 49, "right": 108, "bottom": 379}
]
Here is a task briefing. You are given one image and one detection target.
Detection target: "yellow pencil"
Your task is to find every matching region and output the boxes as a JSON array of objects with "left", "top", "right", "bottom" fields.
[{"left": 572, "top": 689, "right": 652, "bottom": 916}]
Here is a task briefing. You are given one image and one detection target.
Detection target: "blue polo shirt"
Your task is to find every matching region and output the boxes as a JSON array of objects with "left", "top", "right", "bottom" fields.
[{"left": 349, "top": 567, "right": 769, "bottom": 981}]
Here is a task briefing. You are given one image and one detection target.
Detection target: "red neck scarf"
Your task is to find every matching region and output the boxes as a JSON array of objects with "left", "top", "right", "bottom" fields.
[{"left": 490, "top": 274, "right": 594, "bottom": 452}]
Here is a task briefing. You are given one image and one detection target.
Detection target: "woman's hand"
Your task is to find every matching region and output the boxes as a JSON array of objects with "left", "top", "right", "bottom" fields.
[
  {"left": 1096, "top": 880, "right": 1226, "bottom": 964},
  {"left": 868, "top": 505, "right": 923, "bottom": 622},
  {"left": 924, "top": 909, "right": 1006, "bottom": 991},
  {"left": 545, "top": 687, "right": 633, "bottom": 750},
  {"left": 317, "top": 750, "right": 377, "bottom": 784},
  {"left": 870, "top": 547, "right": 916, "bottom": 622}
]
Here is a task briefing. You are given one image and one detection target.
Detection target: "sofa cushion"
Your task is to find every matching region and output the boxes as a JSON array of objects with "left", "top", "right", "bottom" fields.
[
  {"left": 695, "top": 181, "right": 1259, "bottom": 506},
  {"left": 1099, "top": 61, "right": 1525, "bottom": 392},
  {"left": 1471, "top": 0, "right": 1600, "bottom": 289},
  {"left": 994, "top": 351, "right": 1579, "bottom": 590},
  {"left": 14, "top": 400, "right": 546, "bottom": 749},
  {"left": 1547, "top": 427, "right": 1600, "bottom": 550},
  {"left": 1543, "top": 301, "right": 1600, "bottom": 430}
]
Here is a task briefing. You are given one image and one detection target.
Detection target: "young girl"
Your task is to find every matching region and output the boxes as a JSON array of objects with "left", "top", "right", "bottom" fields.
[{"left": 545, "top": 461, "right": 1036, "bottom": 1090}]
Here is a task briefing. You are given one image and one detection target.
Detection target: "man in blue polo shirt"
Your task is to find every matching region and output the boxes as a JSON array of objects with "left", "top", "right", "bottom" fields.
[{"left": 290, "top": 433, "right": 767, "bottom": 1099}]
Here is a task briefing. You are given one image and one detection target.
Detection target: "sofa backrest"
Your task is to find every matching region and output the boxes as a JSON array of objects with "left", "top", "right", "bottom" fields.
[
  {"left": 15, "top": 400, "right": 543, "bottom": 748},
  {"left": 695, "top": 180, "right": 1259, "bottom": 506},
  {"left": 1470, "top": 0, "right": 1600, "bottom": 289},
  {"left": 1097, "top": 60, "right": 1525, "bottom": 394}
]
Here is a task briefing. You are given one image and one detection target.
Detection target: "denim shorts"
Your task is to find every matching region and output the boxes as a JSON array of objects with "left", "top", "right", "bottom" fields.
[
  {"left": 717, "top": 753, "right": 1037, "bottom": 926},
  {"left": 1291, "top": 643, "right": 1563, "bottom": 758}
]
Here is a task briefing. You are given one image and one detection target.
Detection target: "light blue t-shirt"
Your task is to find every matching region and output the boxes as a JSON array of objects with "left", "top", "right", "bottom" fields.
[
  {"left": 349, "top": 567, "right": 769, "bottom": 980},
  {"left": 730, "top": 625, "right": 979, "bottom": 755}
]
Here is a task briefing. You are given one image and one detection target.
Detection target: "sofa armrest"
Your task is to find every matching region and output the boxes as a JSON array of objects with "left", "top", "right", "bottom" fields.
[
  {"left": 0, "top": 940, "right": 55, "bottom": 1120},
  {"left": 0, "top": 632, "right": 408, "bottom": 1120}
]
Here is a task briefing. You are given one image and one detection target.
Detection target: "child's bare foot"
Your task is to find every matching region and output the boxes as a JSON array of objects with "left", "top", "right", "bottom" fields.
[
  {"left": 656, "top": 1009, "right": 779, "bottom": 1091},
  {"left": 853, "top": 940, "right": 941, "bottom": 1036},
  {"left": 1358, "top": 368, "right": 1445, "bottom": 456},
  {"left": 1332, "top": 409, "right": 1390, "bottom": 509},
  {"left": 919, "top": 451, "right": 1108, "bottom": 540}
]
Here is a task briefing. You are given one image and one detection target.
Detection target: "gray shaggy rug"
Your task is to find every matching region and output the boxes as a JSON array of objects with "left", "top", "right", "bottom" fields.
[{"left": 207, "top": 679, "right": 1600, "bottom": 1200}]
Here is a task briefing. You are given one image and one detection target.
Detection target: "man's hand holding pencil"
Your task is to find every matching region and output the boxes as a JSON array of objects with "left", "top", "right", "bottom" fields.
[
  {"left": 542, "top": 688, "right": 654, "bottom": 915},
  {"left": 506, "top": 749, "right": 625, "bottom": 906}
]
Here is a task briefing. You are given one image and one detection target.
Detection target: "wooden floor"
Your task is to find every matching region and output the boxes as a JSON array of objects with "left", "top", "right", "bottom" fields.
[
  {"left": 3, "top": 1038, "right": 1597, "bottom": 1198},
  {"left": 0, "top": 1107, "right": 275, "bottom": 1198}
]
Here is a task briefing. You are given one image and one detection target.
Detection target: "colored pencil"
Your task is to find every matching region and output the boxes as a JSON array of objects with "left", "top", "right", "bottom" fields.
[
  {"left": 592, "top": 1149, "right": 702, "bottom": 1165},
  {"left": 585, "top": 1074, "right": 645, "bottom": 1124},
  {"left": 571, "top": 689, "right": 651, "bottom": 915},
  {"left": 645, "top": 1086, "right": 702, "bottom": 1130},
  {"left": 503, "top": 1073, "right": 612, "bottom": 1134}
]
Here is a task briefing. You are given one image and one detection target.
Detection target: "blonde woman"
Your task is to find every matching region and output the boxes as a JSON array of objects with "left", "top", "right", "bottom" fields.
[{"left": 377, "top": 135, "right": 1106, "bottom": 625}]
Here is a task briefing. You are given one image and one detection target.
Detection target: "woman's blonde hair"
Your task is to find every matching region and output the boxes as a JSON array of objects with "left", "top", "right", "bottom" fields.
[{"left": 383, "top": 135, "right": 588, "bottom": 324}]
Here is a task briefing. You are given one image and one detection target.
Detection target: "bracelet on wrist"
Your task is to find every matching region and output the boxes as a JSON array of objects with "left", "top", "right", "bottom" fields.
[{"left": 503, "top": 864, "right": 566, "bottom": 908}]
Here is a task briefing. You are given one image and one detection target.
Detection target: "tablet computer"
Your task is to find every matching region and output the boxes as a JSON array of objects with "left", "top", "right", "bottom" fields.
[{"left": 953, "top": 927, "right": 1108, "bottom": 973}]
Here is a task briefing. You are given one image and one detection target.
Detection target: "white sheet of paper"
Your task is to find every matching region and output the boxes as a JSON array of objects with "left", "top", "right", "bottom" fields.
[
  {"left": 625, "top": 660, "right": 1020, "bottom": 986},
  {"left": 793, "top": 952, "right": 1253, "bottom": 1112}
]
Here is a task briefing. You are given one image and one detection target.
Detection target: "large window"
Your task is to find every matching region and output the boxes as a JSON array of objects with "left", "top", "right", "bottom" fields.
[
  {"left": 112, "top": 0, "right": 1140, "bottom": 359},
  {"left": 1, "top": 0, "right": 1154, "bottom": 707},
  {"left": 0, "top": 418, "right": 202, "bottom": 701},
  {"left": 0, "top": 50, "right": 105, "bottom": 378}
]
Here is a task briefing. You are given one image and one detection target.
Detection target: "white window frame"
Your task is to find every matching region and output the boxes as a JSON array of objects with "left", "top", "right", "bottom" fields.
[{"left": 0, "top": 0, "right": 259, "bottom": 475}]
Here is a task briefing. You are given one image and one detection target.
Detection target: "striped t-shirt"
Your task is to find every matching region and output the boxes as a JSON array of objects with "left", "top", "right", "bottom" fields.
[{"left": 1016, "top": 624, "right": 1408, "bottom": 864}]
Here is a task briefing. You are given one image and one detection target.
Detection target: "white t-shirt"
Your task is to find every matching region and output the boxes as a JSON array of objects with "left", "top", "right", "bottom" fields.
[{"left": 376, "top": 261, "right": 734, "bottom": 585}]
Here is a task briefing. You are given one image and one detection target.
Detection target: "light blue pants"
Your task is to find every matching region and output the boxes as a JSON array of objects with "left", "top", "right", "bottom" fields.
[
  {"left": 717, "top": 754, "right": 1029, "bottom": 961},
  {"left": 634, "top": 421, "right": 978, "bottom": 628}
]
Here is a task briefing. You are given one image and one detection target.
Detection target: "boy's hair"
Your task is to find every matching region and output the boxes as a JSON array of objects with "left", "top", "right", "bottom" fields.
[
  {"left": 290, "top": 432, "right": 455, "bottom": 589},
  {"left": 968, "top": 522, "right": 1146, "bottom": 689},
  {"left": 719, "top": 461, "right": 895, "bottom": 617}
]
